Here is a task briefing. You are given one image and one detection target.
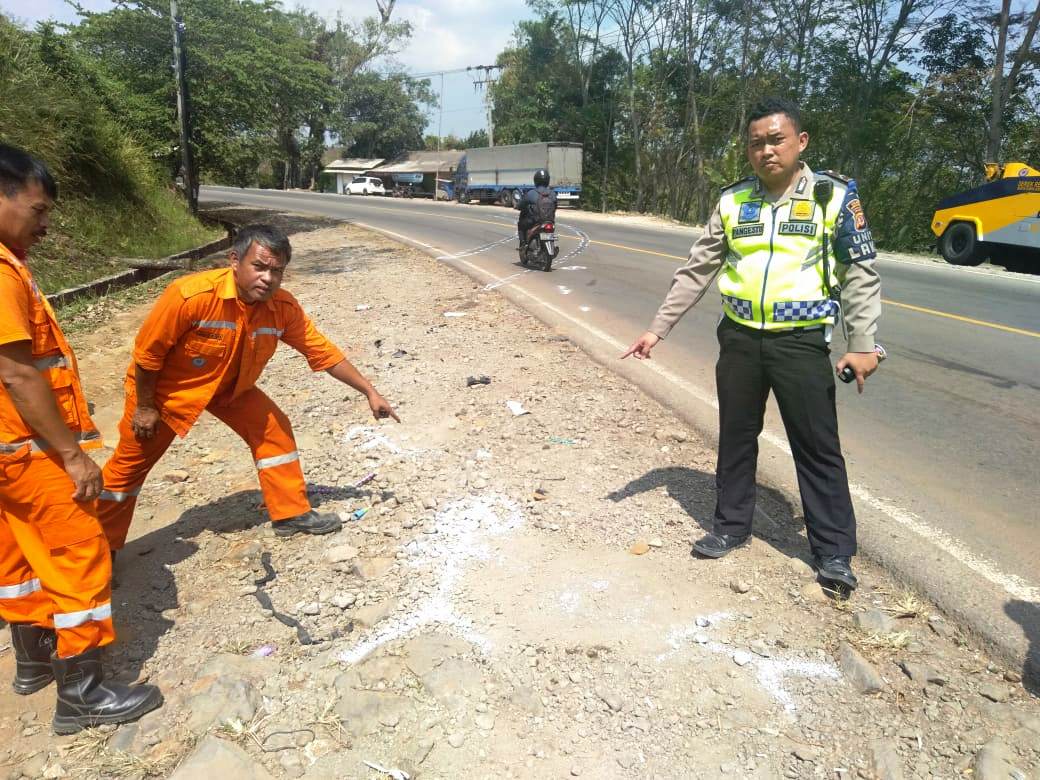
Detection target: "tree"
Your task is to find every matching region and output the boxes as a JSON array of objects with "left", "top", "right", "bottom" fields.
[{"left": 987, "top": 0, "right": 1040, "bottom": 160}]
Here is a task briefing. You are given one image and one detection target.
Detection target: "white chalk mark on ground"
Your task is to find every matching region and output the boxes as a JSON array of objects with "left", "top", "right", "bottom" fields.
[
  {"left": 580, "top": 306, "right": 591, "bottom": 313},
  {"left": 343, "top": 427, "right": 435, "bottom": 463},
  {"left": 345, "top": 426, "right": 401, "bottom": 454},
  {"left": 557, "top": 286, "right": 572, "bottom": 295},
  {"left": 338, "top": 495, "right": 524, "bottom": 665},
  {"left": 437, "top": 235, "right": 518, "bottom": 261},
  {"left": 660, "top": 613, "right": 840, "bottom": 713},
  {"left": 484, "top": 270, "right": 534, "bottom": 291}
]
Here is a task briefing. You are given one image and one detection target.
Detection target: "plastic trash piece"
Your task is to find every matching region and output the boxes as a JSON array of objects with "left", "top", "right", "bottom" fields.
[
  {"left": 354, "top": 472, "right": 377, "bottom": 488},
  {"left": 506, "top": 401, "right": 529, "bottom": 416},
  {"left": 362, "top": 760, "right": 410, "bottom": 780},
  {"left": 355, "top": 304, "right": 371, "bottom": 312},
  {"left": 352, "top": 508, "right": 370, "bottom": 521},
  {"left": 251, "top": 644, "right": 277, "bottom": 657},
  {"left": 549, "top": 436, "right": 575, "bottom": 445},
  {"left": 443, "top": 311, "right": 466, "bottom": 318},
  {"left": 391, "top": 350, "right": 408, "bottom": 359},
  {"left": 466, "top": 375, "right": 492, "bottom": 387}
]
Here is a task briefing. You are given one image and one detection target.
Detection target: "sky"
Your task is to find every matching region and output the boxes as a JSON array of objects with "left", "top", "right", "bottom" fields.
[{"left": 1, "top": 0, "right": 535, "bottom": 139}]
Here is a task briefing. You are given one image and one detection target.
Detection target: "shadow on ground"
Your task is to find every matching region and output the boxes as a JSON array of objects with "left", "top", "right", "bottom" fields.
[
  {"left": 605, "top": 465, "right": 812, "bottom": 566},
  {"left": 1005, "top": 599, "right": 1040, "bottom": 697},
  {"left": 109, "top": 481, "right": 367, "bottom": 681}
]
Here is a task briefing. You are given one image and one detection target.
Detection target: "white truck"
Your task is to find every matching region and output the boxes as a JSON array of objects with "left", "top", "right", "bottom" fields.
[{"left": 453, "top": 142, "right": 583, "bottom": 207}]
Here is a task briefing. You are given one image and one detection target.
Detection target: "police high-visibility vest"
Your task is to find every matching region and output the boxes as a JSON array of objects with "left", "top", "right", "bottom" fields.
[
  {"left": 717, "top": 171, "right": 862, "bottom": 330},
  {"left": 0, "top": 244, "right": 101, "bottom": 455}
]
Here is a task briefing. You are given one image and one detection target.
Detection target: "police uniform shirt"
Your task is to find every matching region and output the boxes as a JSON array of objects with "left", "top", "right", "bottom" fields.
[{"left": 649, "top": 163, "right": 881, "bottom": 353}]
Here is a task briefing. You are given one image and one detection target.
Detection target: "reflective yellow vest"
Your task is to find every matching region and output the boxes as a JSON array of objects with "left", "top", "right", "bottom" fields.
[{"left": 717, "top": 171, "right": 872, "bottom": 330}]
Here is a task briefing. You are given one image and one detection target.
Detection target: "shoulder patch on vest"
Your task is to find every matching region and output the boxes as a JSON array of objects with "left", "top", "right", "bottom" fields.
[
  {"left": 177, "top": 274, "right": 217, "bottom": 300},
  {"left": 720, "top": 175, "right": 755, "bottom": 193},
  {"left": 815, "top": 169, "right": 851, "bottom": 185}
]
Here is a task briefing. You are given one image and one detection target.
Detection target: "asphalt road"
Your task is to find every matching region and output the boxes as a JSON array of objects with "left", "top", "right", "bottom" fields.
[{"left": 202, "top": 186, "right": 1040, "bottom": 675}]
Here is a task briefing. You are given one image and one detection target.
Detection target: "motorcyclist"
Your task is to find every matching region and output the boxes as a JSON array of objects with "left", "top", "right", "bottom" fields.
[{"left": 517, "top": 168, "right": 558, "bottom": 254}]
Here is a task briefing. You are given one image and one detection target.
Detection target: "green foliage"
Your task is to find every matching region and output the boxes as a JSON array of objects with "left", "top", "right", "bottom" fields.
[
  {"left": 494, "top": 0, "right": 1040, "bottom": 250},
  {"left": 0, "top": 15, "right": 219, "bottom": 292},
  {"left": 334, "top": 73, "right": 433, "bottom": 159}
]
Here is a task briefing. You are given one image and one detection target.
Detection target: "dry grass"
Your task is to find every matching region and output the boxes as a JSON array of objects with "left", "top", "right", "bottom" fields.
[
  {"left": 62, "top": 729, "right": 175, "bottom": 778},
  {"left": 883, "top": 589, "right": 929, "bottom": 620}
]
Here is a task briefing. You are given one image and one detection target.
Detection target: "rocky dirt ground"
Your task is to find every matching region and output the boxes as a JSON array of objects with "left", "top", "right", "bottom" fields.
[{"left": 0, "top": 209, "right": 1037, "bottom": 780}]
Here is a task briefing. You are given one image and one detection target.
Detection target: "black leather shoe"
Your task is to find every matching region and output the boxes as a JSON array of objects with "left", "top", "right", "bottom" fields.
[
  {"left": 51, "top": 648, "right": 162, "bottom": 735},
  {"left": 814, "top": 555, "right": 858, "bottom": 590},
  {"left": 10, "top": 624, "right": 55, "bottom": 695},
  {"left": 273, "top": 510, "right": 342, "bottom": 537},
  {"left": 692, "top": 532, "right": 751, "bottom": 559}
]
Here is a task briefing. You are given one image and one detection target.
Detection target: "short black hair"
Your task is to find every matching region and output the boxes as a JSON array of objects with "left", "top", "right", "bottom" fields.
[
  {"left": 0, "top": 144, "right": 58, "bottom": 199},
  {"left": 746, "top": 97, "right": 802, "bottom": 135},
  {"left": 231, "top": 223, "right": 292, "bottom": 264}
]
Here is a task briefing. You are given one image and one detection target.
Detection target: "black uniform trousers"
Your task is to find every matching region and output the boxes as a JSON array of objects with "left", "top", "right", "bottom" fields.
[{"left": 713, "top": 316, "right": 856, "bottom": 556}]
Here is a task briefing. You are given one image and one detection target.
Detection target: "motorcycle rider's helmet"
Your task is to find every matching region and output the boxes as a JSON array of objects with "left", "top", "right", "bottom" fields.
[{"left": 533, "top": 169, "right": 550, "bottom": 187}]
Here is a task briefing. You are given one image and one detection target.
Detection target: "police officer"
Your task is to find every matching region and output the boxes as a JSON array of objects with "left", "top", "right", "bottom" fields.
[
  {"left": 623, "top": 96, "right": 881, "bottom": 590},
  {"left": 517, "top": 168, "right": 558, "bottom": 254}
]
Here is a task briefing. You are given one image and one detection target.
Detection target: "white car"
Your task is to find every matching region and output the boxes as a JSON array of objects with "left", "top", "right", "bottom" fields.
[{"left": 346, "top": 176, "right": 386, "bottom": 196}]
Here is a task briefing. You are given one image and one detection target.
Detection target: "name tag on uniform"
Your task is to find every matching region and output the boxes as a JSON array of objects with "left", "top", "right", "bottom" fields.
[
  {"left": 778, "top": 222, "right": 818, "bottom": 237},
  {"left": 789, "top": 200, "right": 815, "bottom": 221},
  {"left": 732, "top": 224, "right": 765, "bottom": 238},
  {"left": 738, "top": 201, "right": 762, "bottom": 224}
]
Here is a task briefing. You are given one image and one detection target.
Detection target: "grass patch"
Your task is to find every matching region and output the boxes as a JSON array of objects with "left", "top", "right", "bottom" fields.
[
  {"left": 0, "top": 16, "right": 223, "bottom": 296},
  {"left": 31, "top": 190, "right": 222, "bottom": 295}
]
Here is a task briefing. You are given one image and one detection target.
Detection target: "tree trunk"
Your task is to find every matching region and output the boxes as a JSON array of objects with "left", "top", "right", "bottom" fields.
[{"left": 987, "top": 0, "right": 1011, "bottom": 162}]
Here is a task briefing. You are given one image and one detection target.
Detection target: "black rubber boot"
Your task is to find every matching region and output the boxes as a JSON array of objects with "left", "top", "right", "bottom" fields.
[
  {"left": 51, "top": 648, "right": 162, "bottom": 735},
  {"left": 273, "top": 510, "right": 342, "bottom": 537},
  {"left": 10, "top": 624, "right": 55, "bottom": 695}
]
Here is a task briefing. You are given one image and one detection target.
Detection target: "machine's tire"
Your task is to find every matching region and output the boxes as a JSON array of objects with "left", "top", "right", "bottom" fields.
[
  {"left": 939, "top": 222, "right": 987, "bottom": 266},
  {"left": 501, "top": 190, "right": 514, "bottom": 209}
]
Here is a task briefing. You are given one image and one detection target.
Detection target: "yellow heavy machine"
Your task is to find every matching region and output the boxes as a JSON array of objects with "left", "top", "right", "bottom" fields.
[{"left": 931, "top": 161, "right": 1040, "bottom": 271}]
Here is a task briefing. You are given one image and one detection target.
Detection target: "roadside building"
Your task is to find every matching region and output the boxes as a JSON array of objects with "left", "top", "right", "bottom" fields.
[
  {"left": 322, "top": 158, "right": 386, "bottom": 194},
  {"left": 371, "top": 151, "right": 464, "bottom": 199}
]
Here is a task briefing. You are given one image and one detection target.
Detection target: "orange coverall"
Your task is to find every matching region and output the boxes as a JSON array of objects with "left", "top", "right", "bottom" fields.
[
  {"left": 98, "top": 267, "right": 345, "bottom": 550},
  {"left": 0, "top": 243, "right": 115, "bottom": 658}
]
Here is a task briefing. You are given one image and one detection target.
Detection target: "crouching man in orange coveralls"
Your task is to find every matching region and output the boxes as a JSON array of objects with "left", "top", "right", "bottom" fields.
[
  {"left": 0, "top": 145, "right": 161, "bottom": 734},
  {"left": 98, "top": 223, "right": 399, "bottom": 553}
]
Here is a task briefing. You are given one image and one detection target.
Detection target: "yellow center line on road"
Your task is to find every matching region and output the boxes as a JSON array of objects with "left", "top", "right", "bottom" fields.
[
  {"left": 882, "top": 299, "right": 1040, "bottom": 339},
  {"left": 583, "top": 237, "right": 1039, "bottom": 339}
]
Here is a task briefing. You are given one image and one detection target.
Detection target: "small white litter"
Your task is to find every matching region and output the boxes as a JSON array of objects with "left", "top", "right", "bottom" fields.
[
  {"left": 506, "top": 401, "right": 529, "bottom": 417},
  {"left": 362, "top": 760, "right": 410, "bottom": 780},
  {"left": 443, "top": 311, "right": 466, "bottom": 318},
  {"left": 355, "top": 304, "right": 371, "bottom": 312}
]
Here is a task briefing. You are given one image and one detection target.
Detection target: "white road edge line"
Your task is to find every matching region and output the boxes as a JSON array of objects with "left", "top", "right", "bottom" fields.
[{"left": 355, "top": 220, "right": 1040, "bottom": 605}]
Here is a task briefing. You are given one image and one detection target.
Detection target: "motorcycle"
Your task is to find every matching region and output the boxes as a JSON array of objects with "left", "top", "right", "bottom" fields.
[{"left": 520, "top": 221, "right": 559, "bottom": 271}]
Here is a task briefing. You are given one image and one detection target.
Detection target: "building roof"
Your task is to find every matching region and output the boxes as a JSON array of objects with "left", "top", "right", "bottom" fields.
[
  {"left": 323, "top": 158, "right": 385, "bottom": 173},
  {"left": 373, "top": 150, "right": 464, "bottom": 174}
]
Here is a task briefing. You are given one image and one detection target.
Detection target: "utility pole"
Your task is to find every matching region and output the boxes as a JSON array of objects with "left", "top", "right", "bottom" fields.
[
  {"left": 437, "top": 73, "right": 444, "bottom": 152},
  {"left": 170, "top": 0, "right": 197, "bottom": 215},
  {"left": 472, "top": 65, "right": 500, "bottom": 148}
]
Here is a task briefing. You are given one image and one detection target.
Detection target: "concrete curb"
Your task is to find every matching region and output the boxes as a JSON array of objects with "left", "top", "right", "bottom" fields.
[{"left": 47, "top": 225, "right": 235, "bottom": 308}]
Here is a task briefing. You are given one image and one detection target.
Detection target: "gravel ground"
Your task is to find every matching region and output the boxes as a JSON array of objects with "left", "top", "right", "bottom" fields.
[{"left": 0, "top": 216, "right": 1036, "bottom": 780}]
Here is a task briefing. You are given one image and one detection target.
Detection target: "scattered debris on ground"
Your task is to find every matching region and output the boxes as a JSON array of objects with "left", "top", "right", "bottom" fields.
[{"left": 0, "top": 213, "right": 1036, "bottom": 779}]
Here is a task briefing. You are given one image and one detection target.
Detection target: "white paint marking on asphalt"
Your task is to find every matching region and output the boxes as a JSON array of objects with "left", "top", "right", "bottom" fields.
[
  {"left": 580, "top": 306, "right": 591, "bottom": 313},
  {"left": 348, "top": 223, "right": 1040, "bottom": 605}
]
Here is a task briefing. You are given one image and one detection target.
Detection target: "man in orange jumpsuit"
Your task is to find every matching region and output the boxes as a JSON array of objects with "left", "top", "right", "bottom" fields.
[
  {"left": 99, "top": 223, "right": 399, "bottom": 552},
  {"left": 0, "top": 144, "right": 161, "bottom": 734}
]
